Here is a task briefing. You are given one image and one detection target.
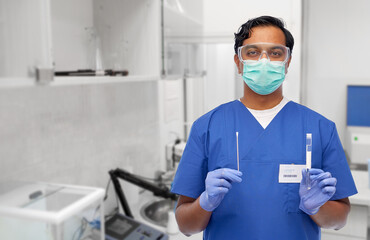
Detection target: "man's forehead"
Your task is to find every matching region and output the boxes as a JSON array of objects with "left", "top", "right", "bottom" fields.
[
  {"left": 243, "top": 43, "right": 286, "bottom": 50},
  {"left": 243, "top": 26, "right": 286, "bottom": 46}
]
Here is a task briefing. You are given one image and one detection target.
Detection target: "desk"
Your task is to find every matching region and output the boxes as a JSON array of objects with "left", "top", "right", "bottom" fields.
[{"left": 322, "top": 170, "right": 370, "bottom": 240}]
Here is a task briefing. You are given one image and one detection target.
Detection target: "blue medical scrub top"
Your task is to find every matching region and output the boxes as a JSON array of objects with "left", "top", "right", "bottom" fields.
[{"left": 171, "top": 100, "right": 357, "bottom": 240}]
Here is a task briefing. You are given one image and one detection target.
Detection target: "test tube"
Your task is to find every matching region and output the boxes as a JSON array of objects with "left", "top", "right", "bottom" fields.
[{"left": 306, "top": 133, "right": 312, "bottom": 190}]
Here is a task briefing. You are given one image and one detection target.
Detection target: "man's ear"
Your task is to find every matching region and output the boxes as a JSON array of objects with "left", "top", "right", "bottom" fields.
[{"left": 234, "top": 54, "right": 242, "bottom": 74}]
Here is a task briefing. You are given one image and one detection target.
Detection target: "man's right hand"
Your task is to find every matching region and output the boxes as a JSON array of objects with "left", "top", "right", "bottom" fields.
[{"left": 199, "top": 168, "right": 242, "bottom": 212}]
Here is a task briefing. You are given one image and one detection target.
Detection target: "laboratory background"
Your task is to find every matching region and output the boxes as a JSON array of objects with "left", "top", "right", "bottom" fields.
[{"left": 0, "top": 0, "right": 370, "bottom": 239}]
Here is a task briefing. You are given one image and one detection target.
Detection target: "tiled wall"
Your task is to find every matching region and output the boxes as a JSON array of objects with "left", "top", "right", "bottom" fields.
[{"left": 0, "top": 80, "right": 160, "bottom": 211}]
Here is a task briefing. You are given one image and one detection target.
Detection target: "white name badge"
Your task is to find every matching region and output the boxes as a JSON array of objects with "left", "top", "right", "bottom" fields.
[{"left": 279, "top": 164, "right": 306, "bottom": 183}]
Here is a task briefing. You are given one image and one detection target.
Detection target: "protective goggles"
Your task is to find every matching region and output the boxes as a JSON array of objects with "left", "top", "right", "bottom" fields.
[{"left": 238, "top": 42, "right": 290, "bottom": 64}]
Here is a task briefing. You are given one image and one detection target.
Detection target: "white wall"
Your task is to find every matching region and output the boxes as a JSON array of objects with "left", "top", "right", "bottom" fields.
[
  {"left": 0, "top": 81, "right": 161, "bottom": 213},
  {"left": 158, "top": 78, "right": 185, "bottom": 169},
  {"left": 204, "top": 43, "right": 236, "bottom": 111},
  {"left": 302, "top": 0, "right": 370, "bottom": 146}
]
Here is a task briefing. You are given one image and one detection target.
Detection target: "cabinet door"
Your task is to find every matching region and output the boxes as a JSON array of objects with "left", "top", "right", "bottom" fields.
[{"left": 0, "top": 0, "right": 52, "bottom": 79}]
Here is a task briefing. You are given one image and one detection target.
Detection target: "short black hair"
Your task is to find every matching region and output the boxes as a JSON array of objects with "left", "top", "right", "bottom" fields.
[{"left": 234, "top": 16, "right": 294, "bottom": 55}]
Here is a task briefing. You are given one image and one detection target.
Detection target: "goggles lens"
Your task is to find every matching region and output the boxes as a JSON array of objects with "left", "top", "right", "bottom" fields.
[{"left": 238, "top": 43, "right": 290, "bottom": 63}]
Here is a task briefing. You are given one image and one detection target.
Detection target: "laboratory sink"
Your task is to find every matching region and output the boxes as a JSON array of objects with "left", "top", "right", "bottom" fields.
[{"left": 140, "top": 199, "right": 176, "bottom": 227}]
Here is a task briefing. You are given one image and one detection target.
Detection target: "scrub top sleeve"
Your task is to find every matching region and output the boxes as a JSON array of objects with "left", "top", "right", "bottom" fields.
[
  {"left": 321, "top": 123, "right": 357, "bottom": 200},
  {"left": 171, "top": 122, "right": 208, "bottom": 199}
]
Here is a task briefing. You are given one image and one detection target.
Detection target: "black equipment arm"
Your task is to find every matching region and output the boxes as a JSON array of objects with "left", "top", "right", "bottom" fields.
[{"left": 109, "top": 168, "right": 178, "bottom": 218}]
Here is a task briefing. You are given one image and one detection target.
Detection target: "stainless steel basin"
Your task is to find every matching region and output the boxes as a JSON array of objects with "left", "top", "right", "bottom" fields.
[{"left": 140, "top": 199, "right": 176, "bottom": 227}]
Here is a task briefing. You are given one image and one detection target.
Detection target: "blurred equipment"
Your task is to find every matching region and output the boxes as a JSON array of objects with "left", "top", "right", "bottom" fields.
[
  {"left": 105, "top": 168, "right": 178, "bottom": 240},
  {"left": 165, "top": 138, "right": 186, "bottom": 171},
  {"left": 346, "top": 85, "right": 370, "bottom": 166},
  {"left": 140, "top": 199, "right": 176, "bottom": 228},
  {"left": 105, "top": 213, "right": 168, "bottom": 240},
  {"left": 109, "top": 168, "right": 177, "bottom": 218},
  {"left": 55, "top": 69, "right": 128, "bottom": 76},
  {"left": 0, "top": 181, "right": 105, "bottom": 240},
  {"left": 36, "top": 66, "right": 54, "bottom": 84}
]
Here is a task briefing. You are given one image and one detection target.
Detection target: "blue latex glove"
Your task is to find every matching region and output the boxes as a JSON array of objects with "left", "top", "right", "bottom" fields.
[
  {"left": 299, "top": 168, "right": 337, "bottom": 215},
  {"left": 199, "top": 168, "right": 242, "bottom": 212}
]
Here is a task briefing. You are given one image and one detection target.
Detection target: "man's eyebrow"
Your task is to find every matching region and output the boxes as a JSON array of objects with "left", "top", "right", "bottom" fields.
[
  {"left": 270, "top": 45, "right": 285, "bottom": 51},
  {"left": 242, "top": 44, "right": 286, "bottom": 51}
]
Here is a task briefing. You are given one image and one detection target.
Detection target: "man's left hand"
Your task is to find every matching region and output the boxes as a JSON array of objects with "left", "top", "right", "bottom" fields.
[{"left": 299, "top": 168, "right": 337, "bottom": 215}]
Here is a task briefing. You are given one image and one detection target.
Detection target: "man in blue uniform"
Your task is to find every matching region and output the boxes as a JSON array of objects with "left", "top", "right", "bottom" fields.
[{"left": 171, "top": 16, "right": 357, "bottom": 239}]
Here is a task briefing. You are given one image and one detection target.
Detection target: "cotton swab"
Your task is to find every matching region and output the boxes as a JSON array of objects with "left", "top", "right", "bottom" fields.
[{"left": 236, "top": 132, "right": 239, "bottom": 171}]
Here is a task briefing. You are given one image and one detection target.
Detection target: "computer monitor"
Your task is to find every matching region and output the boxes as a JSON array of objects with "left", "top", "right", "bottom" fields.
[
  {"left": 347, "top": 85, "right": 370, "bottom": 127},
  {"left": 346, "top": 85, "right": 370, "bottom": 166}
]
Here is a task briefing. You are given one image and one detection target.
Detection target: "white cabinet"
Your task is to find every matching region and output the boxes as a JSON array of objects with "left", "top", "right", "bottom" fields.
[
  {"left": 0, "top": 0, "right": 53, "bottom": 80},
  {"left": 162, "top": 0, "right": 205, "bottom": 77},
  {"left": 52, "top": 0, "right": 160, "bottom": 77},
  {"left": 0, "top": 0, "right": 161, "bottom": 84},
  {"left": 163, "top": 0, "right": 203, "bottom": 39}
]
